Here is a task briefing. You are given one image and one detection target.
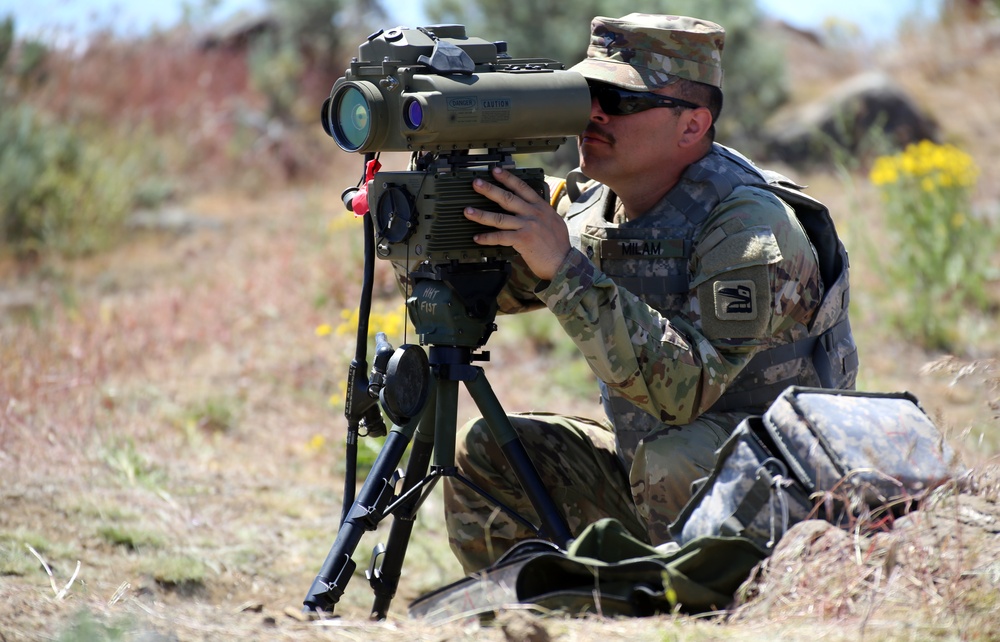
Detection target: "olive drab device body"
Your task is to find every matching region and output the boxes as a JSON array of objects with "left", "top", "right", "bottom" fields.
[
  {"left": 322, "top": 25, "right": 590, "bottom": 271},
  {"left": 322, "top": 24, "right": 590, "bottom": 153}
]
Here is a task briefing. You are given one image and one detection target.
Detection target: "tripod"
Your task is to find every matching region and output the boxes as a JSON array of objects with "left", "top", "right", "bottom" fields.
[{"left": 302, "top": 260, "right": 573, "bottom": 618}]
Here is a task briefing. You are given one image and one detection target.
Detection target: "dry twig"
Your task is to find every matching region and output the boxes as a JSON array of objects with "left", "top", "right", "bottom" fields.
[{"left": 25, "top": 544, "right": 81, "bottom": 600}]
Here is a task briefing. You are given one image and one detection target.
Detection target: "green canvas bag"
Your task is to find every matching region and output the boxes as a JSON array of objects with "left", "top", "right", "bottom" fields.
[{"left": 408, "top": 517, "right": 767, "bottom": 623}]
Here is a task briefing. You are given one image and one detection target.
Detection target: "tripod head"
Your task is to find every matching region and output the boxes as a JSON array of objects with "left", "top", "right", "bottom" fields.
[{"left": 406, "top": 258, "right": 510, "bottom": 349}]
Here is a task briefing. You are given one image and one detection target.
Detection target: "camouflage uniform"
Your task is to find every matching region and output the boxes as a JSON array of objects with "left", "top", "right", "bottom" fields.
[{"left": 444, "top": 14, "right": 858, "bottom": 573}]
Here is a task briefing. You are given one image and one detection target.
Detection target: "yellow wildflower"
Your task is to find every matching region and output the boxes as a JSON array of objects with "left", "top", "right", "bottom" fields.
[
  {"left": 327, "top": 212, "right": 358, "bottom": 235},
  {"left": 871, "top": 142, "right": 979, "bottom": 193},
  {"left": 868, "top": 157, "right": 899, "bottom": 186},
  {"left": 306, "top": 434, "right": 327, "bottom": 453}
]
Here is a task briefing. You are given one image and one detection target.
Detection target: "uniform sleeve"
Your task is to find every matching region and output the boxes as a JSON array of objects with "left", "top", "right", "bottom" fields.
[
  {"left": 496, "top": 255, "right": 547, "bottom": 314},
  {"left": 536, "top": 186, "right": 822, "bottom": 425}
]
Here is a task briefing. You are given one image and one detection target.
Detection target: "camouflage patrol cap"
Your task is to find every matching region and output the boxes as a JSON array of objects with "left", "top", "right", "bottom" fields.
[{"left": 569, "top": 13, "right": 725, "bottom": 90}]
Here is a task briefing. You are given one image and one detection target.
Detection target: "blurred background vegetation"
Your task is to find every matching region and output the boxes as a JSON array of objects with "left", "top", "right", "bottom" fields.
[{"left": 0, "top": 0, "right": 790, "bottom": 261}]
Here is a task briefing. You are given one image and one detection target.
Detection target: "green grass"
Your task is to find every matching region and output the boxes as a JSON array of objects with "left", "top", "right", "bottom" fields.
[
  {"left": 169, "top": 395, "right": 243, "bottom": 449},
  {"left": 100, "top": 438, "right": 166, "bottom": 488},
  {"left": 97, "top": 525, "right": 165, "bottom": 552},
  {"left": 496, "top": 310, "right": 595, "bottom": 400},
  {"left": 54, "top": 610, "right": 134, "bottom": 642},
  {"left": 142, "top": 554, "right": 208, "bottom": 592},
  {"left": 0, "top": 530, "right": 75, "bottom": 576},
  {"left": 0, "top": 539, "right": 41, "bottom": 577}
]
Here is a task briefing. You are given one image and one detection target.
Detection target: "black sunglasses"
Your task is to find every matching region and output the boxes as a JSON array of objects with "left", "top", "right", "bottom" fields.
[{"left": 588, "top": 82, "right": 703, "bottom": 116}]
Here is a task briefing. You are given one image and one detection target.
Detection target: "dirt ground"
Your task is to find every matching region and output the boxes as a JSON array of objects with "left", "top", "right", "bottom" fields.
[{"left": 3, "top": 16, "right": 1000, "bottom": 642}]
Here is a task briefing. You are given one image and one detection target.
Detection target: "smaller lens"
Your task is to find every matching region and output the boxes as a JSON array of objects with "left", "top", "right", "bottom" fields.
[{"left": 404, "top": 99, "right": 423, "bottom": 130}]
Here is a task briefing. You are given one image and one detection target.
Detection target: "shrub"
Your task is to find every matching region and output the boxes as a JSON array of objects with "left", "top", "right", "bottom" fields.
[
  {"left": 869, "top": 140, "right": 994, "bottom": 350},
  {"left": 0, "top": 106, "right": 137, "bottom": 257},
  {"left": 0, "top": 23, "right": 144, "bottom": 259},
  {"left": 247, "top": 31, "right": 305, "bottom": 122}
]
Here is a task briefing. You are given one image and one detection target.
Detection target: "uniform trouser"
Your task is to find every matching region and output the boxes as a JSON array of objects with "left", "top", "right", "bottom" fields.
[{"left": 443, "top": 411, "right": 745, "bottom": 574}]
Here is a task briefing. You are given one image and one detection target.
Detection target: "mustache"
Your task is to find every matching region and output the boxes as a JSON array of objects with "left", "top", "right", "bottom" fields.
[{"left": 581, "top": 124, "right": 614, "bottom": 144}]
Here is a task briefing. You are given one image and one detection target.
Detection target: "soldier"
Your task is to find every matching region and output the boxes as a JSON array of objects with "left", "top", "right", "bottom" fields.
[{"left": 448, "top": 13, "right": 859, "bottom": 573}]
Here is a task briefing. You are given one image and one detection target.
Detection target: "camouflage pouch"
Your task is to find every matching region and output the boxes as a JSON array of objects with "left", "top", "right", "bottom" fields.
[
  {"left": 670, "top": 386, "right": 966, "bottom": 551},
  {"left": 761, "top": 386, "right": 965, "bottom": 512},
  {"left": 669, "top": 416, "right": 813, "bottom": 551}
]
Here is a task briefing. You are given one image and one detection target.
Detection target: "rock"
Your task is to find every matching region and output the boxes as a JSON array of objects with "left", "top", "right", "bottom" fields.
[
  {"left": 767, "top": 519, "right": 855, "bottom": 570},
  {"left": 127, "top": 207, "right": 223, "bottom": 234},
  {"left": 761, "top": 71, "right": 939, "bottom": 165},
  {"left": 498, "top": 609, "right": 551, "bottom": 642},
  {"left": 0, "top": 288, "right": 40, "bottom": 314}
]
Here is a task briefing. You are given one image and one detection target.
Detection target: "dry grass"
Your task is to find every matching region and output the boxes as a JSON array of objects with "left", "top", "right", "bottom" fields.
[
  {"left": 731, "top": 469, "right": 1000, "bottom": 639},
  {"left": 2, "top": 12, "right": 1000, "bottom": 642}
]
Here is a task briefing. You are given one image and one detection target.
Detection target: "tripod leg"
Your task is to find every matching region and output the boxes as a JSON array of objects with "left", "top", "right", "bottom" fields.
[
  {"left": 431, "top": 377, "right": 459, "bottom": 468},
  {"left": 302, "top": 423, "right": 414, "bottom": 613},
  {"left": 368, "top": 386, "right": 437, "bottom": 619},
  {"left": 465, "top": 372, "right": 573, "bottom": 547}
]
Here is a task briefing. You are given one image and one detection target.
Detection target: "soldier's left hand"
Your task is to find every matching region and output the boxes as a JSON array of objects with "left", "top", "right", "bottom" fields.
[{"left": 464, "top": 166, "right": 571, "bottom": 281}]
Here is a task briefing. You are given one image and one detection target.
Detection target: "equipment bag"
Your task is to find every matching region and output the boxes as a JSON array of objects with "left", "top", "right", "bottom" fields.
[
  {"left": 671, "top": 386, "right": 967, "bottom": 551},
  {"left": 408, "top": 517, "right": 767, "bottom": 623},
  {"left": 669, "top": 415, "right": 814, "bottom": 551}
]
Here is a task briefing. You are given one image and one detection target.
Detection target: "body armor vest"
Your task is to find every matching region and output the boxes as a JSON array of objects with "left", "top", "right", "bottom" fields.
[{"left": 564, "top": 144, "right": 858, "bottom": 455}]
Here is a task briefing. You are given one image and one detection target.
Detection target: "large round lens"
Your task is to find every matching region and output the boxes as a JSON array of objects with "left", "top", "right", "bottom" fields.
[
  {"left": 335, "top": 86, "right": 371, "bottom": 151},
  {"left": 404, "top": 98, "right": 423, "bottom": 130}
]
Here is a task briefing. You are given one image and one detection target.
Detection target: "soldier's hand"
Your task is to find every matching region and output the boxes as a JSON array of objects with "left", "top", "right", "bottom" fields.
[{"left": 464, "top": 166, "right": 572, "bottom": 281}]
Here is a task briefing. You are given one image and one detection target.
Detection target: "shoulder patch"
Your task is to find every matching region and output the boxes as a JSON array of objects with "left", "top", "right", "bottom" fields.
[
  {"left": 697, "top": 265, "right": 771, "bottom": 340},
  {"left": 713, "top": 280, "right": 757, "bottom": 320}
]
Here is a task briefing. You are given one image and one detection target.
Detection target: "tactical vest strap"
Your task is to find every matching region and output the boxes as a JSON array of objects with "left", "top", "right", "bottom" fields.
[
  {"left": 813, "top": 316, "right": 859, "bottom": 390},
  {"left": 662, "top": 162, "right": 736, "bottom": 224},
  {"left": 683, "top": 163, "right": 739, "bottom": 205},
  {"left": 708, "top": 317, "right": 854, "bottom": 413},
  {"left": 563, "top": 168, "right": 591, "bottom": 204}
]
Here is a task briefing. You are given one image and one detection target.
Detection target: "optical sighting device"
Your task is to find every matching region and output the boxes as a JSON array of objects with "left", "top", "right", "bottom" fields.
[{"left": 322, "top": 24, "right": 591, "bottom": 271}]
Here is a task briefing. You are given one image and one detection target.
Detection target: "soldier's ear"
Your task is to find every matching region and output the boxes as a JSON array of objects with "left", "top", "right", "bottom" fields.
[{"left": 677, "top": 107, "right": 713, "bottom": 148}]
